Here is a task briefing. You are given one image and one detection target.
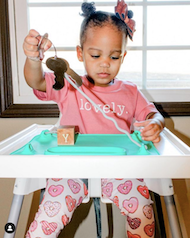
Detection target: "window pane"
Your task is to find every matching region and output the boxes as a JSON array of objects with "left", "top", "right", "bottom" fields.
[
  {"left": 118, "top": 51, "right": 142, "bottom": 88},
  {"left": 28, "top": 0, "right": 142, "bottom": 3},
  {"left": 147, "top": 50, "right": 190, "bottom": 89},
  {"left": 94, "top": 0, "right": 142, "bottom": 1},
  {"left": 29, "top": 7, "right": 82, "bottom": 47},
  {"left": 28, "top": 0, "right": 83, "bottom": 2},
  {"left": 29, "top": 5, "right": 142, "bottom": 47},
  {"left": 148, "top": 0, "right": 190, "bottom": 1},
  {"left": 147, "top": 6, "right": 190, "bottom": 45}
]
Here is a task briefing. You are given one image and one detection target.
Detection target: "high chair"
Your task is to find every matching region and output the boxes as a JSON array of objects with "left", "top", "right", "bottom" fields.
[{"left": 1, "top": 115, "right": 190, "bottom": 238}]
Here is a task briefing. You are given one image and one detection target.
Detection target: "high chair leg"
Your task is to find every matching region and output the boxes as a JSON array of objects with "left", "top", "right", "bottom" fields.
[
  {"left": 164, "top": 195, "right": 183, "bottom": 238},
  {"left": 106, "top": 203, "right": 113, "bottom": 238},
  {"left": 149, "top": 191, "right": 166, "bottom": 238},
  {"left": 4, "top": 194, "right": 24, "bottom": 238},
  {"left": 93, "top": 197, "right": 101, "bottom": 238}
]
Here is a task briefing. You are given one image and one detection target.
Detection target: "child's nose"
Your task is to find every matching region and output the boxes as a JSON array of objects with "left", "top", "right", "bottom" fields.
[{"left": 100, "top": 58, "right": 110, "bottom": 68}]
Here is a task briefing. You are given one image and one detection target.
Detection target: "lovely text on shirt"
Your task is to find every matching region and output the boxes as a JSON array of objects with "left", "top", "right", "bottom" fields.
[{"left": 79, "top": 99, "right": 128, "bottom": 116}]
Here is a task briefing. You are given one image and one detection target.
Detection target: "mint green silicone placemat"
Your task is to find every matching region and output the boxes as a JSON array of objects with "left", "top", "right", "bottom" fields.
[{"left": 11, "top": 130, "right": 159, "bottom": 156}]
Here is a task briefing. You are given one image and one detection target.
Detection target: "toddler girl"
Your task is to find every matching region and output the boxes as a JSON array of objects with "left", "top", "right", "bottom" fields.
[{"left": 23, "top": 1, "right": 164, "bottom": 237}]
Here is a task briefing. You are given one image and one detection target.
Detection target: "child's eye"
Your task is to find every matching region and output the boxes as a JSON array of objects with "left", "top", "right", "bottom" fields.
[
  {"left": 111, "top": 56, "right": 119, "bottom": 60},
  {"left": 91, "top": 55, "right": 100, "bottom": 58}
]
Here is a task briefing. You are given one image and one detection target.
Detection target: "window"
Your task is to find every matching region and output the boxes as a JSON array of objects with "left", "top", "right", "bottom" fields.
[{"left": 8, "top": 0, "right": 190, "bottom": 105}]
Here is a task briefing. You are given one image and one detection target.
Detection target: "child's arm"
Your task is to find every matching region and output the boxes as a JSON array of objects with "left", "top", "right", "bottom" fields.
[
  {"left": 133, "top": 112, "right": 165, "bottom": 143},
  {"left": 23, "top": 29, "right": 51, "bottom": 92}
]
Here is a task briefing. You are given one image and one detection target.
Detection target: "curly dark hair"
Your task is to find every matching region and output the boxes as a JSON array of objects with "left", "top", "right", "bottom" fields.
[{"left": 79, "top": 2, "right": 128, "bottom": 48}]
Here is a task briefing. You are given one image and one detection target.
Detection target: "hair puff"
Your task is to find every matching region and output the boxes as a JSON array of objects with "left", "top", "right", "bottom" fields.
[
  {"left": 81, "top": 2, "right": 96, "bottom": 17},
  {"left": 128, "top": 10, "right": 133, "bottom": 19}
]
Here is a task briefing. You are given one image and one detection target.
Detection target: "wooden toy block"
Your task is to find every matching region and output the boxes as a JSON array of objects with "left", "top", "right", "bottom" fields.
[{"left": 57, "top": 126, "right": 75, "bottom": 145}]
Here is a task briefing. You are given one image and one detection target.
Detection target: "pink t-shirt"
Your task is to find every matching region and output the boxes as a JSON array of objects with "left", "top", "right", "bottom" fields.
[{"left": 34, "top": 73, "right": 158, "bottom": 134}]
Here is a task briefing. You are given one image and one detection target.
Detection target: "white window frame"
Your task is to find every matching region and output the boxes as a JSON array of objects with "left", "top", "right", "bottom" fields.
[{"left": 8, "top": 0, "right": 190, "bottom": 104}]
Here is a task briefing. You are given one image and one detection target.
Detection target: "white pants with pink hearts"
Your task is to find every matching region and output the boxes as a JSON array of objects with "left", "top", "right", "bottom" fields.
[
  {"left": 102, "top": 179, "right": 155, "bottom": 238},
  {"left": 26, "top": 178, "right": 154, "bottom": 238}
]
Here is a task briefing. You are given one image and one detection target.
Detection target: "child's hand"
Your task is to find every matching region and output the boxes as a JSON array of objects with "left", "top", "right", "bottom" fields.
[
  {"left": 133, "top": 113, "right": 165, "bottom": 143},
  {"left": 23, "top": 29, "right": 52, "bottom": 61}
]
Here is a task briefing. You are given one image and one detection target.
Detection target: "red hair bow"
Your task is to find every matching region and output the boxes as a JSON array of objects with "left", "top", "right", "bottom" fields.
[{"left": 115, "top": 0, "right": 136, "bottom": 40}]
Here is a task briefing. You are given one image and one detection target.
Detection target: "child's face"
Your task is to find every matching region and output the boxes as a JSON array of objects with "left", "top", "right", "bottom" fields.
[{"left": 77, "top": 25, "right": 126, "bottom": 87}]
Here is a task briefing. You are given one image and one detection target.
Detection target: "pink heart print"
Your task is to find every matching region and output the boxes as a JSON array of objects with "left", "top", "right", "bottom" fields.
[
  {"left": 62, "top": 214, "right": 70, "bottom": 226},
  {"left": 52, "top": 178, "right": 62, "bottom": 182},
  {"left": 29, "top": 220, "right": 38, "bottom": 232},
  {"left": 101, "top": 179, "right": 108, "bottom": 186},
  {"left": 144, "top": 222, "right": 155, "bottom": 237},
  {"left": 48, "top": 185, "right": 64, "bottom": 197},
  {"left": 83, "top": 183, "right": 88, "bottom": 196},
  {"left": 137, "top": 185, "right": 149, "bottom": 199},
  {"left": 68, "top": 179, "right": 81, "bottom": 194},
  {"left": 117, "top": 180, "right": 132, "bottom": 194},
  {"left": 143, "top": 205, "right": 153, "bottom": 219},
  {"left": 40, "top": 220, "right": 58, "bottom": 235},
  {"left": 127, "top": 231, "right": 141, "bottom": 238},
  {"left": 77, "top": 196, "right": 83, "bottom": 206},
  {"left": 65, "top": 195, "right": 76, "bottom": 212},
  {"left": 44, "top": 201, "right": 61, "bottom": 217},
  {"left": 127, "top": 216, "right": 141, "bottom": 230},
  {"left": 123, "top": 197, "right": 139, "bottom": 213},
  {"left": 113, "top": 196, "right": 119, "bottom": 207},
  {"left": 137, "top": 179, "right": 144, "bottom": 182},
  {"left": 102, "top": 182, "right": 113, "bottom": 197}
]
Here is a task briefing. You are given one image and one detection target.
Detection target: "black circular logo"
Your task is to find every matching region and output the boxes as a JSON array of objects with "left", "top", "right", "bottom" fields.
[{"left": 4, "top": 223, "right": 15, "bottom": 233}]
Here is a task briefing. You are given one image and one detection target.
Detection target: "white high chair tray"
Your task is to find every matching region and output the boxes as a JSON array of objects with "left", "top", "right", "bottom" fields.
[{"left": 0, "top": 124, "right": 189, "bottom": 178}]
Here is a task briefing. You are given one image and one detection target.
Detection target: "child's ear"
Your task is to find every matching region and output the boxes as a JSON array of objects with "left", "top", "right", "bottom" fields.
[{"left": 76, "top": 45, "right": 83, "bottom": 62}]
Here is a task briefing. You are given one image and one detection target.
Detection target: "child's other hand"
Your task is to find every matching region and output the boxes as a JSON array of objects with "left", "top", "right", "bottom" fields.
[
  {"left": 133, "top": 113, "right": 165, "bottom": 143},
  {"left": 23, "top": 29, "right": 52, "bottom": 60}
]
